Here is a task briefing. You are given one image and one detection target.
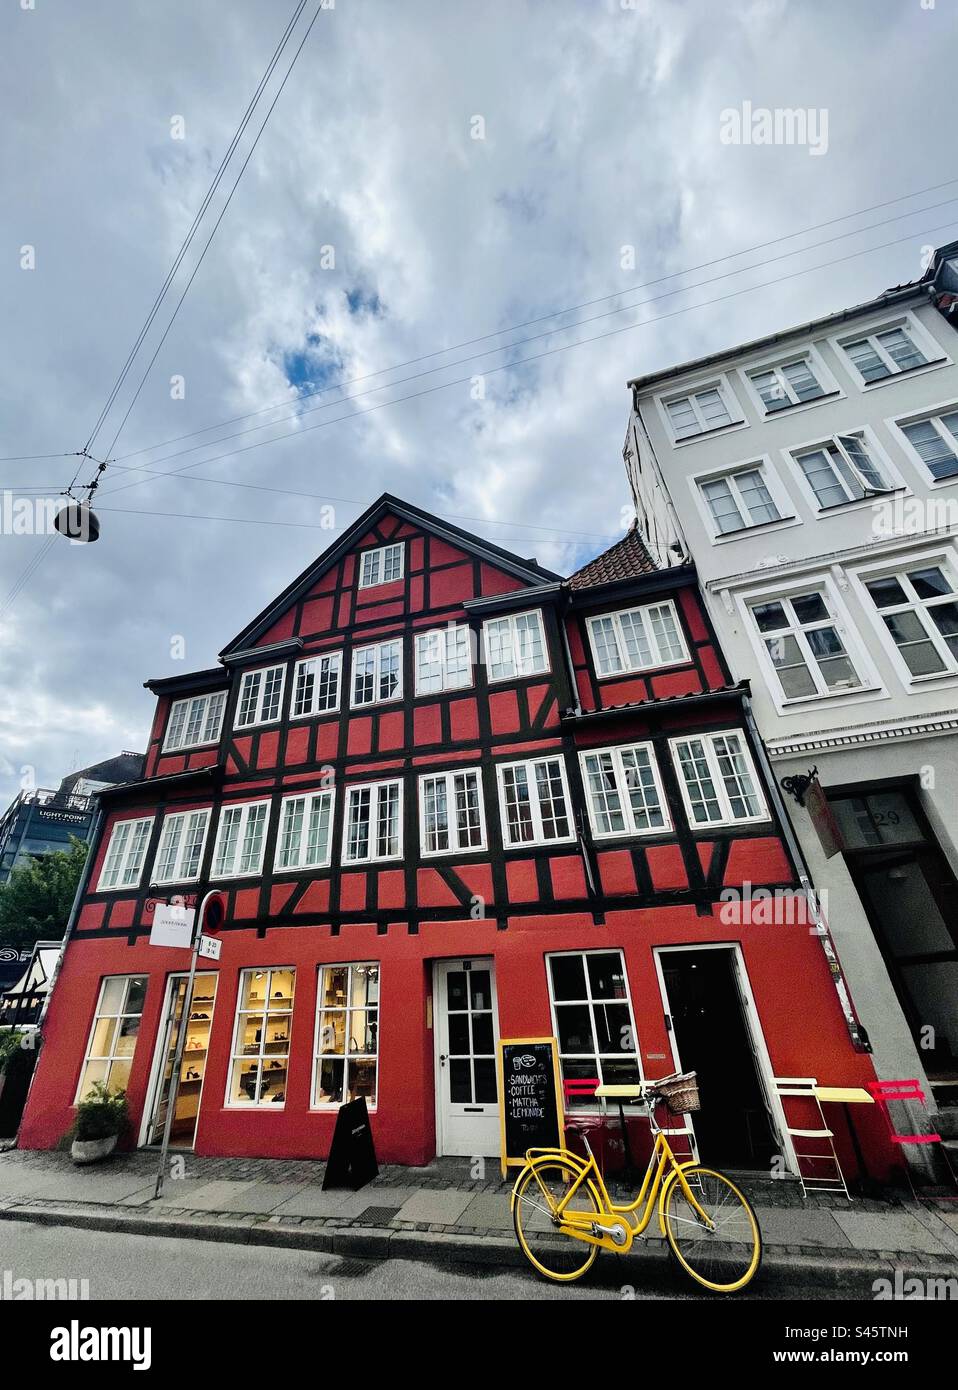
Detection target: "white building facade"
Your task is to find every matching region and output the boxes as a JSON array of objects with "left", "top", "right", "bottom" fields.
[{"left": 624, "top": 242, "right": 958, "bottom": 1150}]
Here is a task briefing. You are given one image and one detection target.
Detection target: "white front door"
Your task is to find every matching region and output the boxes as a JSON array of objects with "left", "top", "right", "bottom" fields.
[{"left": 435, "top": 958, "right": 500, "bottom": 1157}]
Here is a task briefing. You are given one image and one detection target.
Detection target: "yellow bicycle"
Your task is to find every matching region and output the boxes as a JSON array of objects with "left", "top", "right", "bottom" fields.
[{"left": 511, "top": 1073, "right": 762, "bottom": 1293}]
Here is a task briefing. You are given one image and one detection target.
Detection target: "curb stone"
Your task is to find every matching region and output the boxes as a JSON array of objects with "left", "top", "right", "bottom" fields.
[{"left": 2, "top": 1196, "right": 956, "bottom": 1293}]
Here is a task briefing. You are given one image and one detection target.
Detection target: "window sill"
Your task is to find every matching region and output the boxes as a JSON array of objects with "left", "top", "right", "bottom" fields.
[
  {"left": 273, "top": 863, "right": 332, "bottom": 875},
  {"left": 234, "top": 719, "right": 282, "bottom": 732},
  {"left": 162, "top": 739, "right": 221, "bottom": 755},
  {"left": 503, "top": 835, "right": 577, "bottom": 851},
  {"left": 595, "top": 659, "right": 692, "bottom": 681},
  {"left": 776, "top": 685, "right": 885, "bottom": 714},
  {"left": 289, "top": 708, "right": 340, "bottom": 722},
  {"left": 348, "top": 696, "right": 404, "bottom": 711},
  {"left": 669, "top": 418, "right": 749, "bottom": 448},
  {"left": 856, "top": 357, "right": 949, "bottom": 390},
  {"left": 311, "top": 1104, "right": 378, "bottom": 1115},
  {"left": 486, "top": 669, "right": 552, "bottom": 685},
  {"left": 710, "top": 516, "right": 800, "bottom": 544},
  {"left": 759, "top": 389, "right": 842, "bottom": 417},
  {"left": 589, "top": 826, "right": 673, "bottom": 842},
  {"left": 815, "top": 487, "right": 907, "bottom": 516},
  {"left": 420, "top": 844, "right": 489, "bottom": 859},
  {"left": 905, "top": 669, "right": 958, "bottom": 687},
  {"left": 688, "top": 815, "right": 773, "bottom": 832}
]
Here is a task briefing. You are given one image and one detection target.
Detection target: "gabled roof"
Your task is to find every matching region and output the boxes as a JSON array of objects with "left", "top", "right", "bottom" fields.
[
  {"left": 220, "top": 492, "right": 562, "bottom": 657},
  {"left": 567, "top": 521, "right": 656, "bottom": 589}
]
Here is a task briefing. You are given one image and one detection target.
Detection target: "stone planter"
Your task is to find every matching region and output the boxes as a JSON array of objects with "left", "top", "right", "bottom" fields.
[{"left": 70, "top": 1133, "right": 118, "bottom": 1165}]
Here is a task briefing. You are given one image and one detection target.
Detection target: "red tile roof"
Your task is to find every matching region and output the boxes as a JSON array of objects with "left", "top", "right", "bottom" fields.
[{"left": 567, "top": 522, "right": 656, "bottom": 589}]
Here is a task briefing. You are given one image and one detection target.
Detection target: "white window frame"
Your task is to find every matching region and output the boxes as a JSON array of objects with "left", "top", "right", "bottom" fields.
[
  {"left": 291, "top": 651, "right": 342, "bottom": 719},
  {"left": 273, "top": 789, "right": 334, "bottom": 872},
  {"left": 669, "top": 731, "right": 769, "bottom": 828},
  {"left": 496, "top": 755, "right": 575, "bottom": 848},
  {"left": 96, "top": 816, "right": 154, "bottom": 891},
  {"left": 150, "top": 808, "right": 211, "bottom": 885},
  {"left": 225, "top": 966, "right": 295, "bottom": 1109},
  {"left": 482, "top": 608, "right": 550, "bottom": 682},
  {"left": 350, "top": 638, "right": 403, "bottom": 708},
  {"left": 311, "top": 962, "right": 380, "bottom": 1111},
  {"left": 655, "top": 373, "right": 745, "bottom": 445},
  {"left": 358, "top": 542, "right": 404, "bottom": 589},
  {"left": 414, "top": 624, "right": 474, "bottom": 695},
  {"left": 850, "top": 549, "right": 958, "bottom": 687},
  {"left": 418, "top": 767, "right": 487, "bottom": 856},
  {"left": 886, "top": 399, "right": 958, "bottom": 487},
  {"left": 578, "top": 742, "right": 671, "bottom": 839},
  {"left": 585, "top": 598, "right": 689, "bottom": 678},
  {"left": 163, "top": 691, "right": 227, "bottom": 752},
  {"left": 736, "top": 574, "right": 883, "bottom": 714},
  {"left": 830, "top": 311, "right": 947, "bottom": 390},
  {"left": 546, "top": 949, "right": 643, "bottom": 1112},
  {"left": 235, "top": 664, "right": 286, "bottom": 729},
  {"left": 740, "top": 343, "right": 840, "bottom": 418},
  {"left": 74, "top": 974, "right": 148, "bottom": 1102},
  {"left": 690, "top": 456, "right": 796, "bottom": 542},
  {"left": 784, "top": 426, "right": 904, "bottom": 515},
  {"left": 342, "top": 779, "right": 403, "bottom": 864},
  {"left": 210, "top": 799, "right": 271, "bottom": 879}
]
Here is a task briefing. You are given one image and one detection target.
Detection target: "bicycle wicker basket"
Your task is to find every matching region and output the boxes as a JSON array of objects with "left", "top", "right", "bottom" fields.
[{"left": 656, "top": 1071, "right": 700, "bottom": 1115}]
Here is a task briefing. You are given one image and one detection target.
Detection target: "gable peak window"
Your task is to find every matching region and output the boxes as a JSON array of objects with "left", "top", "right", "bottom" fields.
[
  {"left": 750, "top": 590, "right": 863, "bottom": 699},
  {"left": 663, "top": 384, "right": 736, "bottom": 440},
  {"left": 586, "top": 599, "right": 687, "bottom": 678},
  {"left": 699, "top": 465, "right": 783, "bottom": 535},
  {"left": 748, "top": 356, "right": 826, "bottom": 413},
  {"left": 794, "top": 433, "right": 891, "bottom": 509},
  {"left": 235, "top": 664, "right": 285, "bottom": 729},
  {"left": 841, "top": 323, "right": 928, "bottom": 383},
  {"left": 358, "top": 542, "right": 404, "bottom": 589},
  {"left": 864, "top": 564, "right": 958, "bottom": 678}
]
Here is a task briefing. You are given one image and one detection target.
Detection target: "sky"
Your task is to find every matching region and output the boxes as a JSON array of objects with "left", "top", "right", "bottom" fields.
[{"left": 1, "top": 0, "right": 956, "bottom": 806}]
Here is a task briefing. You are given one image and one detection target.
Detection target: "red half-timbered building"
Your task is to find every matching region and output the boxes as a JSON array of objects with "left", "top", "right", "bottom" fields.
[{"left": 20, "top": 495, "right": 894, "bottom": 1178}]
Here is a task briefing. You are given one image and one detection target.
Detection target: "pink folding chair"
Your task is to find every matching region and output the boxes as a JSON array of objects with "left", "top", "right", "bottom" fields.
[{"left": 865, "top": 1079, "right": 952, "bottom": 1190}]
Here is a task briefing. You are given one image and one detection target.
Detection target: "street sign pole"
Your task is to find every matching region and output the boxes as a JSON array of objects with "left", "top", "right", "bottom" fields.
[{"left": 153, "top": 889, "right": 222, "bottom": 1200}]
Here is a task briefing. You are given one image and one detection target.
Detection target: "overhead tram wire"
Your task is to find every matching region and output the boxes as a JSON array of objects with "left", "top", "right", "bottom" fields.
[
  {"left": 92, "top": 212, "right": 958, "bottom": 511},
  {"left": 3, "top": 171, "right": 956, "bottom": 470},
  {"left": 75, "top": 0, "right": 309, "bottom": 468},
  {"left": 97, "top": 172, "right": 958, "bottom": 466},
  {"left": 1, "top": 2, "right": 324, "bottom": 618}
]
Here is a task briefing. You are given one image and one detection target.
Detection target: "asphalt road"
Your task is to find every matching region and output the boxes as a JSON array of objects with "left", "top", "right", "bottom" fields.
[{"left": 0, "top": 1217, "right": 851, "bottom": 1301}]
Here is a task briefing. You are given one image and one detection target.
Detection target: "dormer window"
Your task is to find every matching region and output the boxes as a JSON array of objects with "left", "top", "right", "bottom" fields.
[
  {"left": 359, "top": 542, "right": 404, "bottom": 589},
  {"left": 586, "top": 600, "right": 687, "bottom": 677}
]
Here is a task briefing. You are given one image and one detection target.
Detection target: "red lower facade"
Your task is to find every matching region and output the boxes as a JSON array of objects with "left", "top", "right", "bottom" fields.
[{"left": 20, "top": 898, "right": 898, "bottom": 1182}]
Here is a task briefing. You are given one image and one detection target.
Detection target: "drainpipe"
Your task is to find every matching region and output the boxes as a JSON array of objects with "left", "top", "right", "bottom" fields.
[{"left": 741, "top": 696, "right": 870, "bottom": 1054}]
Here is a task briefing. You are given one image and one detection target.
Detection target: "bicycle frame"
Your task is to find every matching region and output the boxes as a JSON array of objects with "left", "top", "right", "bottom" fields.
[{"left": 514, "top": 1109, "right": 714, "bottom": 1257}]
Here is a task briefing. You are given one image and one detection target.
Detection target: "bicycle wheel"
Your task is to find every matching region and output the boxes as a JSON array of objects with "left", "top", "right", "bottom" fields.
[
  {"left": 662, "top": 1165, "right": 761, "bottom": 1293},
  {"left": 513, "top": 1160, "right": 602, "bottom": 1282}
]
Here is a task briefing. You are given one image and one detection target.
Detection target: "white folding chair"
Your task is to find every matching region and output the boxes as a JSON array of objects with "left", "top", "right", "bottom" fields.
[{"left": 774, "top": 1076, "right": 850, "bottom": 1200}]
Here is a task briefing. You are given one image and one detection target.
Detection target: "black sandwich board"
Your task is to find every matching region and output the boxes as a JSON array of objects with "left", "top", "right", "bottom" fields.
[
  {"left": 497, "top": 1036, "right": 565, "bottom": 1177},
  {"left": 321, "top": 1096, "right": 379, "bottom": 1190}
]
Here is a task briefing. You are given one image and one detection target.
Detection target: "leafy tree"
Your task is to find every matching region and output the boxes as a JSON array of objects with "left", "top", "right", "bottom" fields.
[{"left": 0, "top": 836, "right": 89, "bottom": 951}]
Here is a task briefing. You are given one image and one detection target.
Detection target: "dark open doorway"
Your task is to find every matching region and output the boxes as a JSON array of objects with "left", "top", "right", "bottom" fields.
[{"left": 659, "top": 947, "right": 778, "bottom": 1170}]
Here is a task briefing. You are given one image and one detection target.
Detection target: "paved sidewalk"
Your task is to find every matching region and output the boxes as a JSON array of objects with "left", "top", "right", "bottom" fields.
[{"left": 2, "top": 1148, "right": 957, "bottom": 1289}]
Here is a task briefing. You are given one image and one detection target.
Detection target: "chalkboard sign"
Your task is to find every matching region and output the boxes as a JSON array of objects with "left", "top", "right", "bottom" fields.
[
  {"left": 322, "top": 1096, "right": 379, "bottom": 1191},
  {"left": 497, "top": 1037, "right": 565, "bottom": 1177}
]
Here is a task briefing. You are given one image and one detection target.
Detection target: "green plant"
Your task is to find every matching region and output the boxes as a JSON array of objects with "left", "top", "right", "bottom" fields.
[
  {"left": 73, "top": 1082, "right": 129, "bottom": 1142},
  {"left": 0, "top": 1029, "right": 25, "bottom": 1073}
]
